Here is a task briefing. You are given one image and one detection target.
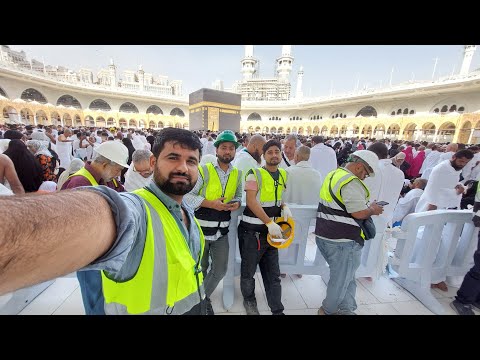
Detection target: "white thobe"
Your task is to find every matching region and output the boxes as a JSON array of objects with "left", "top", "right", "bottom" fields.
[
  {"left": 415, "top": 160, "right": 462, "bottom": 212},
  {"left": 419, "top": 150, "right": 442, "bottom": 180},
  {"left": 359, "top": 159, "right": 405, "bottom": 279},
  {"left": 461, "top": 152, "right": 480, "bottom": 183},
  {"left": 283, "top": 161, "right": 323, "bottom": 205},
  {"left": 232, "top": 149, "right": 261, "bottom": 202},
  {"left": 55, "top": 140, "right": 73, "bottom": 170},
  {"left": 124, "top": 166, "right": 153, "bottom": 192},
  {"left": 363, "top": 159, "right": 405, "bottom": 223},
  {"left": 309, "top": 143, "right": 337, "bottom": 179},
  {"left": 279, "top": 152, "right": 295, "bottom": 170},
  {"left": 391, "top": 188, "right": 424, "bottom": 224}
]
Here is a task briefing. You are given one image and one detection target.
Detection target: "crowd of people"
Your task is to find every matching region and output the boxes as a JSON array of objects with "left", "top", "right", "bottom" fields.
[{"left": 0, "top": 121, "right": 479, "bottom": 316}]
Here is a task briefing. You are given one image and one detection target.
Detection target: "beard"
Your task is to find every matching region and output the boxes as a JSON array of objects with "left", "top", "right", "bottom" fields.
[
  {"left": 251, "top": 149, "right": 262, "bottom": 163},
  {"left": 217, "top": 154, "right": 234, "bottom": 164},
  {"left": 266, "top": 157, "right": 280, "bottom": 166},
  {"left": 450, "top": 160, "right": 464, "bottom": 171},
  {"left": 154, "top": 170, "right": 195, "bottom": 195}
]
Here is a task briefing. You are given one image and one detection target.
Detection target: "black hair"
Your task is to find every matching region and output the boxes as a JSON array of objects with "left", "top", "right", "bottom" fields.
[
  {"left": 152, "top": 127, "right": 202, "bottom": 159},
  {"left": 454, "top": 149, "right": 474, "bottom": 160},
  {"left": 263, "top": 139, "right": 282, "bottom": 154},
  {"left": 367, "top": 142, "right": 388, "bottom": 160}
]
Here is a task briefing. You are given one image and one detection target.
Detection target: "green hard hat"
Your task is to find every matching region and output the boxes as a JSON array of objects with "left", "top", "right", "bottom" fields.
[{"left": 214, "top": 130, "right": 240, "bottom": 148}]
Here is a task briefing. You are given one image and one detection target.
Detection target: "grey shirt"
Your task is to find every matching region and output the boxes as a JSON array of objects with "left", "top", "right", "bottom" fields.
[{"left": 81, "top": 181, "right": 202, "bottom": 281}]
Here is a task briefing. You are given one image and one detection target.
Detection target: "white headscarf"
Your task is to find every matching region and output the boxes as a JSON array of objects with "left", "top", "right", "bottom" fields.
[
  {"left": 38, "top": 181, "right": 57, "bottom": 192},
  {"left": 57, "top": 158, "right": 85, "bottom": 190},
  {"left": 26, "top": 139, "right": 52, "bottom": 157}
]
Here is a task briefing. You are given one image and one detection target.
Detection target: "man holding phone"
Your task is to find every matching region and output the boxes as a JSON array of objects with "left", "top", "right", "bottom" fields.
[{"left": 184, "top": 130, "right": 243, "bottom": 315}]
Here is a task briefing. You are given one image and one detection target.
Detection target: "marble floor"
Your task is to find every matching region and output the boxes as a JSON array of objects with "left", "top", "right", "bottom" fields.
[
  {"left": 14, "top": 271, "right": 470, "bottom": 315},
  {"left": 10, "top": 235, "right": 477, "bottom": 315}
]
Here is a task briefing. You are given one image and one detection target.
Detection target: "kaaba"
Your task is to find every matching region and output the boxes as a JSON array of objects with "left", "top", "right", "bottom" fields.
[{"left": 189, "top": 88, "right": 241, "bottom": 132}]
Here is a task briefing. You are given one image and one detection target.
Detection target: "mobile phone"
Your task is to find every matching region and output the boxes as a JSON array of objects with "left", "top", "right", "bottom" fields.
[
  {"left": 376, "top": 201, "right": 389, "bottom": 206},
  {"left": 226, "top": 200, "right": 237, "bottom": 204}
]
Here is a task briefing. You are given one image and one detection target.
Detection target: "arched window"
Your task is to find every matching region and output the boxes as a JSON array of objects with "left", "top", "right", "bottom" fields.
[
  {"left": 119, "top": 102, "right": 139, "bottom": 113},
  {"left": 89, "top": 99, "right": 111, "bottom": 111},
  {"left": 356, "top": 106, "right": 377, "bottom": 117},
  {"left": 21, "top": 88, "right": 47, "bottom": 104},
  {"left": 247, "top": 113, "right": 262, "bottom": 121},
  {"left": 146, "top": 105, "right": 163, "bottom": 115},
  {"left": 170, "top": 108, "right": 185, "bottom": 117},
  {"left": 57, "top": 95, "right": 82, "bottom": 109}
]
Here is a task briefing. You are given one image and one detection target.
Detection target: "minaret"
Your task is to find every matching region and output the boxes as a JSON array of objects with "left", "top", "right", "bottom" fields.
[
  {"left": 460, "top": 45, "right": 477, "bottom": 75},
  {"left": 296, "top": 65, "right": 304, "bottom": 98},
  {"left": 138, "top": 65, "right": 145, "bottom": 91},
  {"left": 108, "top": 58, "right": 116, "bottom": 88},
  {"left": 241, "top": 45, "right": 257, "bottom": 80},
  {"left": 276, "top": 45, "right": 294, "bottom": 81}
]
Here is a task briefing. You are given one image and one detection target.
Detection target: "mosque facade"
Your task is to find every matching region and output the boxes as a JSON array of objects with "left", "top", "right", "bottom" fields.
[{"left": 1, "top": 45, "right": 480, "bottom": 144}]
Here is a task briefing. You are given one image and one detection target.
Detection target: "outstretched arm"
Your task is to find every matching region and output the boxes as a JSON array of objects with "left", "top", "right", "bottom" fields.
[{"left": 0, "top": 189, "right": 116, "bottom": 295}]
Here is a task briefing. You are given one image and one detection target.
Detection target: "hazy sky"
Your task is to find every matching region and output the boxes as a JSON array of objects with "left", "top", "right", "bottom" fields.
[{"left": 10, "top": 45, "right": 479, "bottom": 97}]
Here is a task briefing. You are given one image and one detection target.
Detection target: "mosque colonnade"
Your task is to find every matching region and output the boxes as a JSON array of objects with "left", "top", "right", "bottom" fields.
[{"left": 240, "top": 113, "right": 480, "bottom": 144}]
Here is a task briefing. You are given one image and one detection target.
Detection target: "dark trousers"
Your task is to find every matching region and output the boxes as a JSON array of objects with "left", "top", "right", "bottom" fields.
[
  {"left": 201, "top": 234, "right": 229, "bottom": 298},
  {"left": 183, "top": 298, "right": 207, "bottom": 315},
  {"left": 456, "top": 231, "right": 480, "bottom": 304},
  {"left": 77, "top": 270, "right": 105, "bottom": 315},
  {"left": 238, "top": 222, "right": 284, "bottom": 314}
]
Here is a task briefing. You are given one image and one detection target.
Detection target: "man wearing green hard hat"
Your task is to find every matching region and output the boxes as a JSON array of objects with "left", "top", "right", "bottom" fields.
[{"left": 185, "top": 130, "right": 243, "bottom": 315}]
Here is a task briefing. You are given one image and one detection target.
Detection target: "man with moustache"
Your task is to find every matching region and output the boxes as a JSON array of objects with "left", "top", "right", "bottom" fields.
[
  {"left": 185, "top": 130, "right": 243, "bottom": 315},
  {"left": 414, "top": 149, "right": 474, "bottom": 292},
  {"left": 238, "top": 139, "right": 292, "bottom": 315},
  {"left": 0, "top": 128, "right": 207, "bottom": 315}
]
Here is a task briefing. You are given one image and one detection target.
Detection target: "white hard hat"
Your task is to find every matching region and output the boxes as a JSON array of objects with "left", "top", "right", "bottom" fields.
[
  {"left": 351, "top": 150, "right": 379, "bottom": 177},
  {"left": 94, "top": 141, "right": 130, "bottom": 168}
]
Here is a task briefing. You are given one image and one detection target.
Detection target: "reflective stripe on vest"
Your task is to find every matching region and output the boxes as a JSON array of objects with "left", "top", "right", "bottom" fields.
[
  {"left": 242, "top": 167, "right": 287, "bottom": 226},
  {"left": 68, "top": 167, "right": 98, "bottom": 186},
  {"left": 101, "top": 188, "right": 205, "bottom": 315},
  {"left": 315, "top": 168, "right": 370, "bottom": 243},
  {"left": 198, "top": 163, "right": 239, "bottom": 203},
  {"left": 68, "top": 167, "right": 118, "bottom": 187},
  {"left": 195, "top": 163, "right": 241, "bottom": 235}
]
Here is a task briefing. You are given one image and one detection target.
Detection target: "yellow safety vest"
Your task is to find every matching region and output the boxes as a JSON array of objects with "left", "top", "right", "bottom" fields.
[
  {"left": 242, "top": 167, "right": 287, "bottom": 227},
  {"left": 68, "top": 166, "right": 119, "bottom": 187},
  {"left": 315, "top": 168, "right": 370, "bottom": 243},
  {"left": 198, "top": 162, "right": 240, "bottom": 203},
  {"left": 101, "top": 188, "right": 205, "bottom": 315}
]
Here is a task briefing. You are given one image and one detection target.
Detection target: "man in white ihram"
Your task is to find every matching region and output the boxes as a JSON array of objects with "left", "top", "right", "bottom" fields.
[
  {"left": 414, "top": 149, "right": 474, "bottom": 292},
  {"left": 124, "top": 149, "right": 154, "bottom": 192},
  {"left": 279, "top": 134, "right": 297, "bottom": 169},
  {"left": 232, "top": 134, "right": 266, "bottom": 181},
  {"left": 281, "top": 145, "right": 323, "bottom": 279},
  {"left": 309, "top": 135, "right": 337, "bottom": 179},
  {"left": 391, "top": 178, "right": 428, "bottom": 226},
  {"left": 360, "top": 142, "right": 404, "bottom": 280}
]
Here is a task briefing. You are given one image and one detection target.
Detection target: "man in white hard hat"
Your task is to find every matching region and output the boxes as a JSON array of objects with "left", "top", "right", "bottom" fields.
[
  {"left": 60, "top": 140, "right": 129, "bottom": 314},
  {"left": 315, "top": 150, "right": 384, "bottom": 315},
  {"left": 61, "top": 140, "right": 129, "bottom": 192}
]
